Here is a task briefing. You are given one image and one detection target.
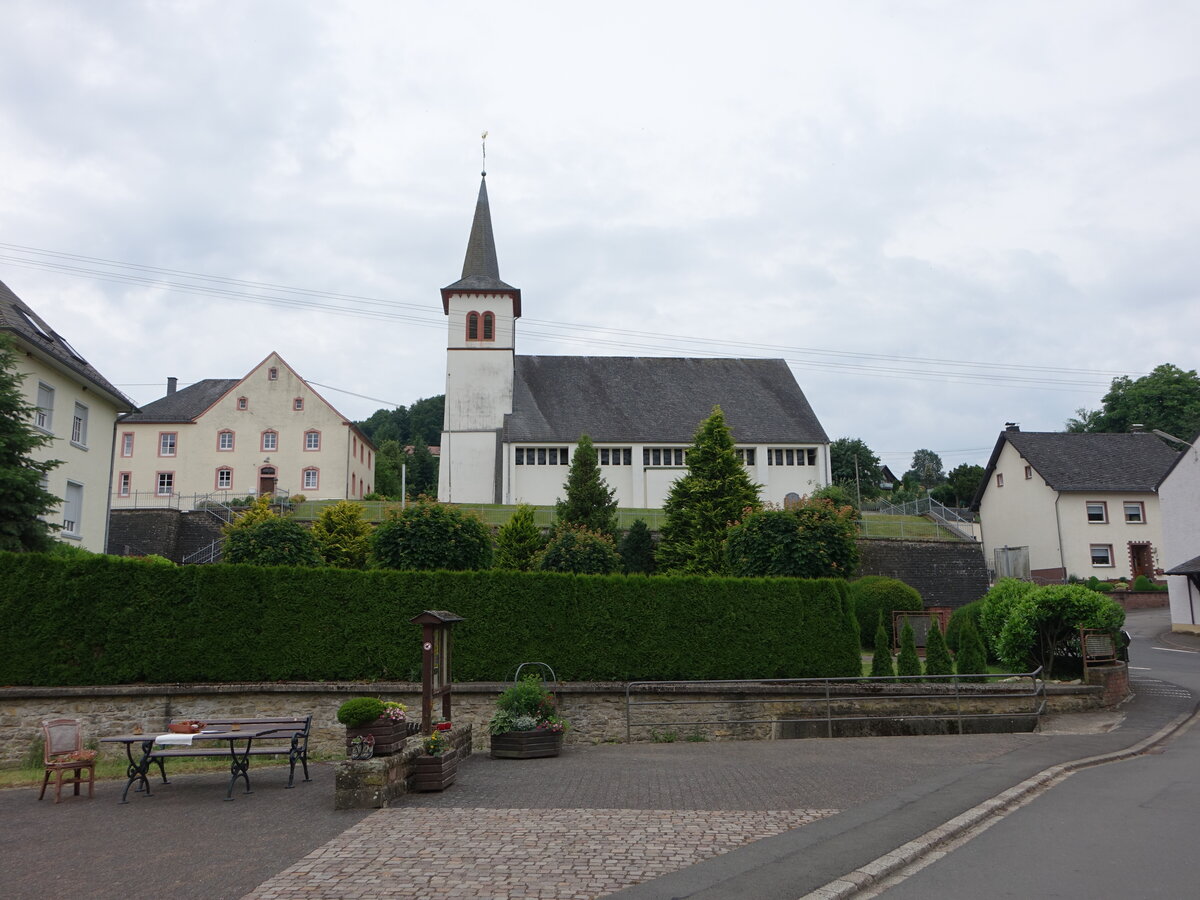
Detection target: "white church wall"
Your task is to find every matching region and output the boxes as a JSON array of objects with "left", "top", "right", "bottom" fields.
[
  {"left": 439, "top": 431, "right": 499, "bottom": 503},
  {"left": 443, "top": 352, "right": 513, "bottom": 432}
]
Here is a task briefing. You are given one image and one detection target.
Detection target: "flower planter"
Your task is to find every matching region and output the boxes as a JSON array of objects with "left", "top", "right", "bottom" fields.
[
  {"left": 344, "top": 717, "right": 407, "bottom": 756},
  {"left": 411, "top": 748, "right": 458, "bottom": 791},
  {"left": 490, "top": 729, "right": 563, "bottom": 759}
]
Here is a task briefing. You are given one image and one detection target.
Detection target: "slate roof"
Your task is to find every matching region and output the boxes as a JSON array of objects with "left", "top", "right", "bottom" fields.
[
  {"left": 972, "top": 430, "right": 1181, "bottom": 508},
  {"left": 504, "top": 356, "right": 828, "bottom": 444},
  {"left": 441, "top": 177, "right": 521, "bottom": 312},
  {"left": 118, "top": 378, "right": 239, "bottom": 424},
  {"left": 0, "top": 277, "right": 136, "bottom": 410},
  {"left": 1166, "top": 554, "right": 1200, "bottom": 576}
]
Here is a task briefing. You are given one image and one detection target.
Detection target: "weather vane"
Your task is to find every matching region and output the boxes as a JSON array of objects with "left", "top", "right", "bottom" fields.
[{"left": 481, "top": 130, "right": 488, "bottom": 177}]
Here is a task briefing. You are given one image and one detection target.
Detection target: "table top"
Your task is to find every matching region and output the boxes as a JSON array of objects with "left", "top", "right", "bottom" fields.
[{"left": 101, "top": 723, "right": 304, "bottom": 743}]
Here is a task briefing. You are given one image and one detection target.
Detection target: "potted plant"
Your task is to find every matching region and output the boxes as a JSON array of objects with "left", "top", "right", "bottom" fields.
[
  {"left": 337, "top": 698, "right": 409, "bottom": 756},
  {"left": 488, "top": 675, "right": 569, "bottom": 759},
  {"left": 411, "top": 727, "right": 458, "bottom": 791}
]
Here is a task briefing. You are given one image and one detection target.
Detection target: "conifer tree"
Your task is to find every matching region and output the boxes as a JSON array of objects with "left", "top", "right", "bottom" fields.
[
  {"left": 657, "top": 406, "right": 762, "bottom": 575},
  {"left": 495, "top": 504, "right": 545, "bottom": 571},
  {"left": 406, "top": 435, "right": 439, "bottom": 498},
  {"left": 556, "top": 434, "right": 619, "bottom": 538},
  {"left": 955, "top": 618, "right": 989, "bottom": 683},
  {"left": 923, "top": 619, "right": 954, "bottom": 678},
  {"left": 0, "top": 336, "right": 61, "bottom": 552},
  {"left": 310, "top": 500, "right": 372, "bottom": 568},
  {"left": 896, "top": 619, "right": 922, "bottom": 679},
  {"left": 870, "top": 613, "right": 895, "bottom": 680},
  {"left": 619, "top": 519, "right": 656, "bottom": 575}
]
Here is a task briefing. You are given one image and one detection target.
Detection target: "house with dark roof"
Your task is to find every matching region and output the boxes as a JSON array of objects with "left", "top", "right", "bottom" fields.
[
  {"left": 1155, "top": 430, "right": 1200, "bottom": 634},
  {"left": 971, "top": 425, "right": 1181, "bottom": 583},
  {"left": 1, "top": 278, "right": 136, "bottom": 551},
  {"left": 113, "top": 352, "right": 375, "bottom": 505},
  {"left": 437, "top": 177, "right": 830, "bottom": 508}
]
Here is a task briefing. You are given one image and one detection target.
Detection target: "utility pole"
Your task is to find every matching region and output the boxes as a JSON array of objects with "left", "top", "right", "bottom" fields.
[{"left": 854, "top": 455, "right": 862, "bottom": 509}]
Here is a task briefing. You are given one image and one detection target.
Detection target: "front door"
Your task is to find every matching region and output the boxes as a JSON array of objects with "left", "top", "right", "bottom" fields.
[
  {"left": 1129, "top": 542, "right": 1154, "bottom": 578},
  {"left": 259, "top": 466, "right": 277, "bottom": 496}
]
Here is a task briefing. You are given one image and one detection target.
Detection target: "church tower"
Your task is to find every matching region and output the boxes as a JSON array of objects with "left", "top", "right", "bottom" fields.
[{"left": 437, "top": 174, "right": 521, "bottom": 503}]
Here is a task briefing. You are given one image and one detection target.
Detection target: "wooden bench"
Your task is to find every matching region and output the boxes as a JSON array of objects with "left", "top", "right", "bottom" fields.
[{"left": 147, "top": 716, "right": 312, "bottom": 791}]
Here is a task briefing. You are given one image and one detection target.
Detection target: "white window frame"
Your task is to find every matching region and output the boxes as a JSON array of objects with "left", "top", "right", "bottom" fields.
[
  {"left": 304, "top": 430, "right": 321, "bottom": 451},
  {"left": 156, "top": 471, "right": 174, "bottom": 497},
  {"left": 262, "top": 430, "right": 278, "bottom": 452},
  {"left": 1086, "top": 501, "right": 1108, "bottom": 524},
  {"left": 1090, "top": 544, "right": 1114, "bottom": 567},
  {"left": 216, "top": 468, "right": 233, "bottom": 490},
  {"left": 303, "top": 467, "right": 319, "bottom": 490},
  {"left": 35, "top": 382, "right": 55, "bottom": 431},
  {"left": 62, "top": 481, "right": 83, "bottom": 536},
  {"left": 1123, "top": 501, "right": 1145, "bottom": 524},
  {"left": 71, "top": 402, "right": 89, "bottom": 448},
  {"left": 121, "top": 432, "right": 134, "bottom": 457},
  {"left": 159, "top": 432, "right": 177, "bottom": 457},
  {"left": 217, "top": 430, "right": 234, "bottom": 452}
]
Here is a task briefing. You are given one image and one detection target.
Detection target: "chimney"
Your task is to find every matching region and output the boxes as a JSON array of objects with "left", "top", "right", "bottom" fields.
[
  {"left": 1004, "top": 422, "right": 1020, "bottom": 432},
  {"left": 1130, "top": 424, "right": 1144, "bottom": 433},
  {"left": 167, "top": 377, "right": 177, "bottom": 396}
]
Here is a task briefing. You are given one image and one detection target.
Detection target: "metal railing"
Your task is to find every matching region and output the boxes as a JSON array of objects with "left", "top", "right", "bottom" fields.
[
  {"left": 625, "top": 671, "right": 1046, "bottom": 742},
  {"left": 181, "top": 540, "right": 223, "bottom": 566}
]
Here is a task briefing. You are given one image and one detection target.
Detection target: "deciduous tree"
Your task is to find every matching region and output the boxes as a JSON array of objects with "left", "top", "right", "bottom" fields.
[
  {"left": 1066, "top": 363, "right": 1200, "bottom": 439},
  {"left": 829, "top": 437, "right": 883, "bottom": 500},
  {"left": 370, "top": 498, "right": 492, "bottom": 571}
]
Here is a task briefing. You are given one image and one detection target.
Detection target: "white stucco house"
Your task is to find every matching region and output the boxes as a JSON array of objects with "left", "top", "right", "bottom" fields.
[
  {"left": 437, "top": 176, "right": 831, "bottom": 508},
  {"left": 112, "top": 352, "right": 376, "bottom": 504},
  {"left": 1157, "top": 430, "right": 1200, "bottom": 634},
  {"left": 1, "top": 278, "right": 137, "bottom": 552},
  {"left": 971, "top": 426, "right": 1180, "bottom": 583}
]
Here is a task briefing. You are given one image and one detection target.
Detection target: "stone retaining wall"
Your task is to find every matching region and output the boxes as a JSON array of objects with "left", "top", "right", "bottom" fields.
[{"left": 0, "top": 679, "right": 1111, "bottom": 766}]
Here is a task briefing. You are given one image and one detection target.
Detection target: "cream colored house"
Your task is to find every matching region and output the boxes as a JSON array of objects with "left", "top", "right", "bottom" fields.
[
  {"left": 112, "top": 352, "right": 375, "bottom": 505},
  {"left": 1157, "top": 431, "right": 1200, "bottom": 634},
  {"left": 438, "top": 176, "right": 831, "bottom": 508},
  {"left": 1, "top": 278, "right": 136, "bottom": 552},
  {"left": 972, "top": 427, "right": 1180, "bottom": 583}
]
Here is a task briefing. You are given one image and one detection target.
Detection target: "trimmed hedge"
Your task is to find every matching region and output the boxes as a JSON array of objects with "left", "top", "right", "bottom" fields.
[
  {"left": 0, "top": 552, "right": 862, "bottom": 685},
  {"left": 849, "top": 576, "right": 923, "bottom": 649}
]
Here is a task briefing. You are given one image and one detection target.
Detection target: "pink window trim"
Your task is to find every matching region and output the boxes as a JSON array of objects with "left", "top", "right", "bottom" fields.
[
  {"left": 261, "top": 430, "right": 278, "bottom": 452},
  {"left": 482, "top": 311, "right": 495, "bottom": 341},
  {"left": 293, "top": 397, "right": 304, "bottom": 411},
  {"left": 302, "top": 467, "right": 319, "bottom": 491},
  {"left": 157, "top": 431, "right": 178, "bottom": 458},
  {"left": 120, "top": 432, "right": 134, "bottom": 457},
  {"left": 237, "top": 397, "right": 248, "bottom": 410},
  {"left": 118, "top": 472, "right": 131, "bottom": 497},
  {"left": 466, "top": 311, "right": 480, "bottom": 340},
  {"left": 217, "top": 430, "right": 235, "bottom": 451},
  {"left": 268, "top": 367, "right": 278, "bottom": 381},
  {"left": 351, "top": 473, "right": 356, "bottom": 495},
  {"left": 215, "top": 467, "right": 233, "bottom": 490},
  {"left": 304, "top": 429, "right": 321, "bottom": 451}
]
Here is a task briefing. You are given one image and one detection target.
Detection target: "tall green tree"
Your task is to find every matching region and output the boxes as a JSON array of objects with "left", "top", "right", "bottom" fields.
[
  {"left": 1066, "top": 363, "right": 1200, "bottom": 439},
  {"left": 656, "top": 407, "right": 762, "bottom": 575},
  {"left": 373, "top": 439, "right": 406, "bottom": 499},
  {"left": 829, "top": 437, "right": 883, "bottom": 500},
  {"left": 406, "top": 436, "right": 439, "bottom": 499},
  {"left": 955, "top": 618, "right": 989, "bottom": 682},
  {"left": 556, "top": 434, "right": 618, "bottom": 537},
  {"left": 870, "top": 613, "right": 896, "bottom": 680},
  {"left": 930, "top": 463, "right": 985, "bottom": 508},
  {"left": 407, "top": 395, "right": 445, "bottom": 446},
  {"left": 923, "top": 619, "right": 954, "bottom": 678},
  {"left": 896, "top": 619, "right": 922, "bottom": 678},
  {"left": 494, "top": 504, "right": 545, "bottom": 571},
  {"left": 619, "top": 519, "right": 657, "bottom": 575},
  {"left": 0, "top": 336, "right": 61, "bottom": 552},
  {"left": 904, "top": 449, "right": 945, "bottom": 488}
]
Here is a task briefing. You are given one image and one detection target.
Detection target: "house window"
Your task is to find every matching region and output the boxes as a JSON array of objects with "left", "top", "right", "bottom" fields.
[
  {"left": 735, "top": 448, "right": 756, "bottom": 466},
  {"left": 71, "top": 402, "right": 88, "bottom": 447},
  {"left": 156, "top": 472, "right": 174, "bottom": 496},
  {"left": 158, "top": 432, "right": 177, "bottom": 457},
  {"left": 217, "top": 430, "right": 234, "bottom": 451},
  {"left": 305, "top": 430, "right": 321, "bottom": 451},
  {"left": 996, "top": 473, "right": 1004, "bottom": 487},
  {"left": 303, "top": 467, "right": 319, "bottom": 490},
  {"left": 1090, "top": 544, "right": 1114, "bottom": 567},
  {"left": 1086, "top": 501, "right": 1108, "bottom": 524},
  {"left": 294, "top": 397, "right": 304, "bottom": 411},
  {"left": 216, "top": 467, "right": 233, "bottom": 490},
  {"left": 118, "top": 472, "right": 131, "bottom": 497},
  {"left": 62, "top": 481, "right": 83, "bottom": 536},
  {"left": 237, "top": 397, "right": 248, "bottom": 410},
  {"left": 121, "top": 432, "right": 134, "bottom": 457},
  {"left": 261, "top": 430, "right": 278, "bottom": 452},
  {"left": 1024, "top": 465, "right": 1033, "bottom": 480},
  {"left": 268, "top": 367, "right": 278, "bottom": 381},
  {"left": 467, "top": 312, "right": 479, "bottom": 340},
  {"left": 35, "top": 383, "right": 54, "bottom": 431},
  {"left": 1123, "top": 501, "right": 1146, "bottom": 524},
  {"left": 482, "top": 312, "right": 495, "bottom": 340}
]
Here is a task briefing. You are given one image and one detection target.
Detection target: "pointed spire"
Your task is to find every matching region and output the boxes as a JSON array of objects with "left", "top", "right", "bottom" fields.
[{"left": 461, "top": 176, "right": 500, "bottom": 281}]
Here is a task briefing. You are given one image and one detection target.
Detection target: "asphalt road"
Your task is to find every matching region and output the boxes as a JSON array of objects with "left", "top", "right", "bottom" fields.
[{"left": 869, "top": 608, "right": 1200, "bottom": 899}]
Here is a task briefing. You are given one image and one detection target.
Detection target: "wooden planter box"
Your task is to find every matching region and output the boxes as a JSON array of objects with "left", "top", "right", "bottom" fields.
[
  {"left": 344, "top": 718, "right": 407, "bottom": 756},
  {"left": 411, "top": 748, "right": 458, "bottom": 791},
  {"left": 490, "top": 729, "right": 564, "bottom": 759}
]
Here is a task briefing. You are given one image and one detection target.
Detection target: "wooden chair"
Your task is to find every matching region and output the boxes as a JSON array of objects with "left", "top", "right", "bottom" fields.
[{"left": 39, "top": 718, "right": 97, "bottom": 803}]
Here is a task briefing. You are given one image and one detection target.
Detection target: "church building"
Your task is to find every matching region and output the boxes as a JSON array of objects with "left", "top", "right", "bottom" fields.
[{"left": 437, "top": 176, "right": 831, "bottom": 510}]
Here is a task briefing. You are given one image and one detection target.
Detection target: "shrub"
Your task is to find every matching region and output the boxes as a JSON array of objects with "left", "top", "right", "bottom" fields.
[
  {"left": 370, "top": 499, "right": 492, "bottom": 571},
  {"left": 955, "top": 619, "right": 988, "bottom": 682},
  {"left": 870, "top": 613, "right": 895, "bottom": 680},
  {"left": 725, "top": 498, "right": 860, "bottom": 579},
  {"left": 849, "top": 576, "right": 923, "bottom": 648},
  {"left": 923, "top": 620, "right": 954, "bottom": 678},
  {"left": 992, "top": 584, "right": 1125, "bottom": 676},
  {"left": 945, "top": 599, "right": 984, "bottom": 655},
  {"left": 807, "top": 483, "right": 860, "bottom": 518},
  {"left": 494, "top": 504, "right": 545, "bottom": 571},
  {"left": 311, "top": 500, "right": 372, "bottom": 569},
  {"left": 619, "top": 519, "right": 656, "bottom": 575},
  {"left": 979, "top": 578, "right": 1038, "bottom": 654},
  {"left": 536, "top": 525, "right": 620, "bottom": 575},
  {"left": 896, "top": 620, "right": 922, "bottom": 678},
  {"left": 223, "top": 516, "right": 321, "bottom": 567},
  {"left": 488, "top": 675, "right": 567, "bottom": 734},
  {"left": 1093, "top": 581, "right": 1114, "bottom": 593},
  {"left": 1132, "top": 575, "right": 1162, "bottom": 592},
  {"left": 336, "top": 697, "right": 385, "bottom": 728}
]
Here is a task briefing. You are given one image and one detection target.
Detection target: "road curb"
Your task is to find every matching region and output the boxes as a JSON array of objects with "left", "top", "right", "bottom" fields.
[{"left": 798, "top": 702, "right": 1200, "bottom": 900}]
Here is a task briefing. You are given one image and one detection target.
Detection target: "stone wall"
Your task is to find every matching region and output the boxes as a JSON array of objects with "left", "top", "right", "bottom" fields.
[
  {"left": 107, "top": 508, "right": 225, "bottom": 561},
  {"left": 0, "top": 679, "right": 1110, "bottom": 765},
  {"left": 857, "top": 538, "right": 990, "bottom": 609}
]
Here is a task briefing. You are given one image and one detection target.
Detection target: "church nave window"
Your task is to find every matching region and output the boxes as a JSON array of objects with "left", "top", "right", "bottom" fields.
[
  {"left": 767, "top": 447, "right": 818, "bottom": 466},
  {"left": 515, "top": 446, "right": 570, "bottom": 466},
  {"left": 643, "top": 447, "right": 687, "bottom": 467},
  {"left": 599, "top": 448, "right": 632, "bottom": 466},
  {"left": 735, "top": 448, "right": 756, "bottom": 466}
]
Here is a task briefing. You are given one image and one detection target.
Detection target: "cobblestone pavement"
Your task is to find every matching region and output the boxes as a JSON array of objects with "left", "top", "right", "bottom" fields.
[{"left": 246, "top": 807, "right": 836, "bottom": 900}]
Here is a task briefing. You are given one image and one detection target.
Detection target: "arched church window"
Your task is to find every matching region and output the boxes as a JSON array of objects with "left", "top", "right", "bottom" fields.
[
  {"left": 482, "top": 312, "right": 495, "bottom": 340},
  {"left": 466, "top": 312, "right": 479, "bottom": 340}
]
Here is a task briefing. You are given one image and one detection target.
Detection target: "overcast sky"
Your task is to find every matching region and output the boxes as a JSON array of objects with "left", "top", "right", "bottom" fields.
[{"left": 2, "top": 1, "right": 1197, "bottom": 473}]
